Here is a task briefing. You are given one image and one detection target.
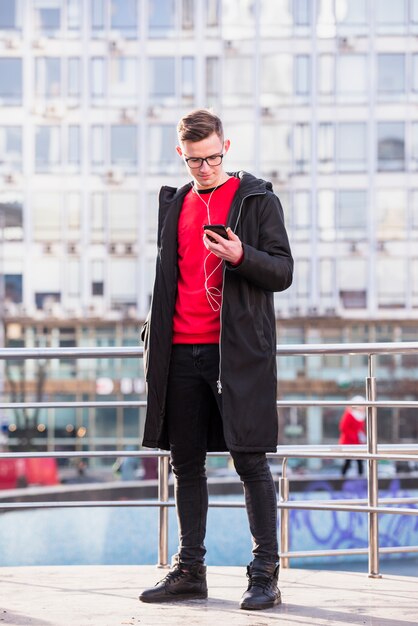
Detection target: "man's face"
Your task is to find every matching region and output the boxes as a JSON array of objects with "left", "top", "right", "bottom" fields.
[{"left": 176, "top": 132, "right": 230, "bottom": 189}]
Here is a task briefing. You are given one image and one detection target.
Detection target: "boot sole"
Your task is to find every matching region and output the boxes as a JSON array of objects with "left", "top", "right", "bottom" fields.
[{"left": 139, "top": 592, "right": 208, "bottom": 604}]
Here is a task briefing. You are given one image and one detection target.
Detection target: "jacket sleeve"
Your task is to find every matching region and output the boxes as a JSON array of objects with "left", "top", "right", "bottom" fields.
[{"left": 227, "top": 193, "right": 293, "bottom": 292}]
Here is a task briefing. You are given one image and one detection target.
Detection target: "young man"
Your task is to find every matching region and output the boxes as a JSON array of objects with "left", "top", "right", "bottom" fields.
[{"left": 139, "top": 109, "right": 293, "bottom": 610}]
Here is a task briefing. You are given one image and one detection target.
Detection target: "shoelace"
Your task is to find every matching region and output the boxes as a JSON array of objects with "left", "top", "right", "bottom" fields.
[
  {"left": 160, "top": 567, "right": 187, "bottom": 585},
  {"left": 246, "top": 567, "right": 273, "bottom": 590}
]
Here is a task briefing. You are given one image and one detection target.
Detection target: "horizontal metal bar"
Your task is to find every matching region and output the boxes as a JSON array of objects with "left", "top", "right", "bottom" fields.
[
  {"left": 0, "top": 450, "right": 170, "bottom": 459},
  {"left": 0, "top": 347, "right": 144, "bottom": 359},
  {"left": 2, "top": 400, "right": 418, "bottom": 411},
  {"left": 0, "top": 401, "right": 148, "bottom": 409},
  {"left": 1, "top": 447, "right": 418, "bottom": 460},
  {"left": 280, "top": 545, "right": 418, "bottom": 559},
  {"left": 2, "top": 341, "right": 418, "bottom": 361},
  {"left": 0, "top": 445, "right": 418, "bottom": 462},
  {"left": 0, "top": 499, "right": 417, "bottom": 516}
]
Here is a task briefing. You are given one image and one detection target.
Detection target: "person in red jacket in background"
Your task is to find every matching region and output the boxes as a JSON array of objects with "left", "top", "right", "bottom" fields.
[{"left": 339, "top": 396, "right": 366, "bottom": 477}]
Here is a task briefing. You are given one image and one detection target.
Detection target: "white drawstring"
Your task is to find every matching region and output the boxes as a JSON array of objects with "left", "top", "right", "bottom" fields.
[{"left": 192, "top": 184, "right": 223, "bottom": 311}]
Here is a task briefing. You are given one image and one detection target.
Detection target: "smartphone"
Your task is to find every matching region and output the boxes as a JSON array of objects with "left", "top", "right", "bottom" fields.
[{"left": 203, "top": 224, "right": 229, "bottom": 243}]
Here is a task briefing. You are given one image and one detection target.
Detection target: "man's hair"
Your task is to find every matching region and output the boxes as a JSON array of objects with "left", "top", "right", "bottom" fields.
[{"left": 177, "top": 109, "right": 224, "bottom": 143}]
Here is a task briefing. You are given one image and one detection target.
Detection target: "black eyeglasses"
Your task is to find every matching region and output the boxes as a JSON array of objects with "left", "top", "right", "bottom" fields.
[{"left": 184, "top": 154, "right": 224, "bottom": 169}]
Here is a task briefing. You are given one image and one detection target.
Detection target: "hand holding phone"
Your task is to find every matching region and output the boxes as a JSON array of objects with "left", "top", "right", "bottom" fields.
[{"left": 203, "top": 224, "right": 229, "bottom": 243}]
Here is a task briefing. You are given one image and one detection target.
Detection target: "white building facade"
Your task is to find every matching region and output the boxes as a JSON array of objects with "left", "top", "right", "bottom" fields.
[{"left": 1, "top": 0, "right": 418, "bottom": 458}]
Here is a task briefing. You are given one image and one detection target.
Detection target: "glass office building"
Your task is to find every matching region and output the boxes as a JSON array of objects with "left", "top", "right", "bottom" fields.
[{"left": 1, "top": 0, "right": 418, "bottom": 461}]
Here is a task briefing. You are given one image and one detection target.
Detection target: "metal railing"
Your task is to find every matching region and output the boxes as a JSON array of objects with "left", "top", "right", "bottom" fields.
[{"left": 1, "top": 342, "right": 418, "bottom": 578}]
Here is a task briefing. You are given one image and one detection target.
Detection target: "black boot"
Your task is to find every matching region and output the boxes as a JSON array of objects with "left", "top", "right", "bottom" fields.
[
  {"left": 139, "top": 559, "right": 208, "bottom": 603},
  {"left": 240, "top": 560, "right": 281, "bottom": 610}
]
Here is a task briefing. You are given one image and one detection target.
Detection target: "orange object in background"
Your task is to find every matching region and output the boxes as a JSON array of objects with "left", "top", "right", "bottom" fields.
[{"left": 0, "top": 458, "right": 59, "bottom": 489}]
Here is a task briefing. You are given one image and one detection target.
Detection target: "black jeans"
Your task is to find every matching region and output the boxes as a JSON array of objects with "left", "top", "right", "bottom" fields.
[{"left": 166, "top": 344, "right": 279, "bottom": 565}]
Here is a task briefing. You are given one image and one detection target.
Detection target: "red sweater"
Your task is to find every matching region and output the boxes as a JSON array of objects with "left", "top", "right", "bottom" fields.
[{"left": 172, "top": 177, "right": 240, "bottom": 344}]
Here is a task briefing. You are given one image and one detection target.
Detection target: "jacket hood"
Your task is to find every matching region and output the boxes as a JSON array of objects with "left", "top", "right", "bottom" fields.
[{"left": 228, "top": 171, "right": 273, "bottom": 195}]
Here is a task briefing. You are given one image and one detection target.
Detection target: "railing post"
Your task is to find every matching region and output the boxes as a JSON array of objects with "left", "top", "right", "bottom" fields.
[
  {"left": 366, "top": 354, "right": 381, "bottom": 578},
  {"left": 279, "top": 458, "right": 290, "bottom": 568},
  {"left": 157, "top": 454, "right": 169, "bottom": 568}
]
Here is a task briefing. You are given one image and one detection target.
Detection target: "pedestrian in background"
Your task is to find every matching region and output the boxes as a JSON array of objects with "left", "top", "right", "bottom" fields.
[{"left": 339, "top": 396, "right": 367, "bottom": 477}]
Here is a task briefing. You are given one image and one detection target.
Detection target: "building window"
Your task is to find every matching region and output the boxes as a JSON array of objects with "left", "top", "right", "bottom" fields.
[
  {"left": 68, "top": 57, "right": 81, "bottom": 97},
  {"left": 295, "top": 54, "right": 310, "bottom": 99},
  {"left": 376, "top": 189, "right": 406, "bottom": 240},
  {"left": 338, "top": 258, "right": 367, "bottom": 308},
  {"left": 109, "top": 192, "right": 137, "bottom": 242},
  {"left": 92, "top": 0, "right": 137, "bottom": 37},
  {"left": 337, "top": 122, "right": 367, "bottom": 172},
  {"left": 335, "top": 0, "right": 367, "bottom": 31},
  {"left": 318, "top": 123, "right": 334, "bottom": 172},
  {"left": 148, "top": 56, "right": 196, "bottom": 106},
  {"left": 35, "top": 126, "right": 61, "bottom": 171},
  {"left": 224, "top": 56, "right": 254, "bottom": 106},
  {"left": 291, "top": 191, "right": 310, "bottom": 241},
  {"left": 260, "top": 0, "right": 293, "bottom": 38},
  {"left": 336, "top": 55, "right": 367, "bottom": 102},
  {"left": 375, "top": 0, "right": 406, "bottom": 34},
  {"left": 33, "top": 0, "right": 61, "bottom": 35},
  {"left": 318, "top": 190, "right": 367, "bottom": 241},
  {"left": 318, "top": 54, "right": 335, "bottom": 101},
  {"left": 337, "top": 190, "right": 368, "bottom": 239},
  {"left": 0, "top": 126, "right": 22, "bottom": 171},
  {"left": 0, "top": 58, "right": 22, "bottom": 105},
  {"left": 109, "top": 57, "right": 137, "bottom": 103},
  {"left": 377, "top": 257, "right": 406, "bottom": 308},
  {"left": 261, "top": 54, "right": 293, "bottom": 106},
  {"left": 222, "top": 0, "right": 255, "bottom": 39},
  {"left": 413, "top": 54, "right": 418, "bottom": 96},
  {"left": 0, "top": 192, "right": 23, "bottom": 241},
  {"left": 260, "top": 123, "right": 292, "bottom": 178},
  {"left": 412, "top": 190, "right": 418, "bottom": 235},
  {"left": 91, "top": 125, "right": 105, "bottom": 166},
  {"left": 110, "top": 0, "right": 137, "bottom": 33},
  {"left": 149, "top": 0, "right": 175, "bottom": 37},
  {"left": 377, "top": 54, "right": 405, "bottom": 97},
  {"left": 91, "top": 193, "right": 105, "bottom": 242},
  {"left": 35, "top": 57, "right": 61, "bottom": 98},
  {"left": 293, "top": 123, "right": 311, "bottom": 174},
  {"left": 32, "top": 192, "right": 61, "bottom": 241},
  {"left": 206, "top": 0, "right": 220, "bottom": 29},
  {"left": 206, "top": 56, "right": 220, "bottom": 104},
  {"left": 65, "top": 192, "right": 81, "bottom": 240},
  {"left": 147, "top": 124, "right": 178, "bottom": 174},
  {"left": 226, "top": 122, "right": 254, "bottom": 172},
  {"left": 412, "top": 259, "right": 418, "bottom": 307},
  {"left": 68, "top": 125, "right": 80, "bottom": 169},
  {"left": 91, "top": 260, "right": 105, "bottom": 296},
  {"left": 411, "top": 122, "right": 418, "bottom": 170},
  {"left": 4, "top": 273, "right": 23, "bottom": 304},
  {"left": 110, "top": 125, "right": 137, "bottom": 168},
  {"left": 148, "top": 57, "right": 175, "bottom": 105},
  {"left": 377, "top": 122, "right": 405, "bottom": 171},
  {"left": 67, "top": 0, "right": 82, "bottom": 32},
  {"left": 109, "top": 258, "right": 137, "bottom": 308},
  {"left": 319, "top": 258, "right": 335, "bottom": 303},
  {"left": 0, "top": 0, "right": 22, "bottom": 30}
]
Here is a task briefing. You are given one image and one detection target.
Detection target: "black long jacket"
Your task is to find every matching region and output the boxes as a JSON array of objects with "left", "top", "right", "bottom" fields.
[{"left": 141, "top": 171, "right": 293, "bottom": 453}]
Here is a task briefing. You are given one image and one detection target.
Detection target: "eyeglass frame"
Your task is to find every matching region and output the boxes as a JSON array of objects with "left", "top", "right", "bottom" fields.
[{"left": 184, "top": 153, "right": 224, "bottom": 169}]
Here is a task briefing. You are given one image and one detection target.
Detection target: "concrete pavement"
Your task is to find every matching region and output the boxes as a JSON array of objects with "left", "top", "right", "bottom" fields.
[{"left": 0, "top": 565, "right": 417, "bottom": 626}]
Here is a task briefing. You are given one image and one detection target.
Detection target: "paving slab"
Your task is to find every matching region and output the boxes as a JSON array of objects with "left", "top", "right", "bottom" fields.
[{"left": 0, "top": 565, "right": 417, "bottom": 626}]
